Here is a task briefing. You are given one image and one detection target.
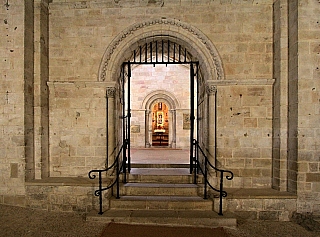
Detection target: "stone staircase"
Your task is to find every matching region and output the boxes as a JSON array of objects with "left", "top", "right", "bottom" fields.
[{"left": 86, "top": 164, "right": 237, "bottom": 228}]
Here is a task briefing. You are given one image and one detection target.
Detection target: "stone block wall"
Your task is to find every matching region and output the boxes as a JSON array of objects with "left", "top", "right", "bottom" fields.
[
  {"left": 215, "top": 196, "right": 297, "bottom": 221},
  {"left": 0, "top": 0, "right": 27, "bottom": 205},
  {"left": 296, "top": 0, "right": 320, "bottom": 215},
  {"left": 48, "top": 82, "right": 111, "bottom": 177},
  {"left": 26, "top": 182, "right": 103, "bottom": 212},
  {"left": 48, "top": 0, "right": 273, "bottom": 82},
  {"left": 48, "top": 0, "right": 273, "bottom": 178},
  {"left": 216, "top": 83, "right": 273, "bottom": 188},
  {"left": 9, "top": 0, "right": 320, "bottom": 218}
]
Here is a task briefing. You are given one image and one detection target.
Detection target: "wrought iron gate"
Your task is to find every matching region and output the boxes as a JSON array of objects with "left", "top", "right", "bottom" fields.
[{"left": 121, "top": 38, "right": 199, "bottom": 173}]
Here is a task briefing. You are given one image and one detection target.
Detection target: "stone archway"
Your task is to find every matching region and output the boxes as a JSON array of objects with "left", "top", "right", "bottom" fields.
[
  {"left": 100, "top": 18, "right": 224, "bottom": 166},
  {"left": 142, "top": 90, "right": 180, "bottom": 148},
  {"left": 98, "top": 18, "right": 224, "bottom": 83}
]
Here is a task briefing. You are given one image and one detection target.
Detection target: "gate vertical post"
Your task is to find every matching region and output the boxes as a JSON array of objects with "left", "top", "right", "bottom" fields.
[
  {"left": 127, "top": 62, "right": 131, "bottom": 172},
  {"left": 106, "top": 87, "right": 116, "bottom": 165},
  {"left": 206, "top": 83, "right": 217, "bottom": 167},
  {"left": 190, "top": 63, "right": 195, "bottom": 174}
]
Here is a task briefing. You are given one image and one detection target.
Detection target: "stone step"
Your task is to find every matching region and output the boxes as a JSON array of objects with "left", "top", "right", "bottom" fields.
[
  {"left": 122, "top": 168, "right": 203, "bottom": 184},
  {"left": 109, "top": 195, "right": 213, "bottom": 211},
  {"left": 119, "top": 183, "right": 203, "bottom": 196},
  {"left": 86, "top": 209, "right": 237, "bottom": 228},
  {"left": 130, "top": 164, "right": 190, "bottom": 168}
]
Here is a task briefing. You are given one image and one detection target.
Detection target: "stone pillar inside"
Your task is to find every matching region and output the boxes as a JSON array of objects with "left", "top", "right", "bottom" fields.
[
  {"left": 206, "top": 83, "right": 217, "bottom": 167},
  {"left": 106, "top": 87, "right": 116, "bottom": 165},
  {"left": 145, "top": 109, "right": 151, "bottom": 148},
  {"left": 170, "top": 110, "right": 176, "bottom": 148}
]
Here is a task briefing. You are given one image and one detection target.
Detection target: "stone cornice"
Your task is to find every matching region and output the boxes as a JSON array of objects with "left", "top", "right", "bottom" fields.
[
  {"left": 47, "top": 81, "right": 117, "bottom": 88},
  {"left": 207, "top": 79, "right": 275, "bottom": 86}
]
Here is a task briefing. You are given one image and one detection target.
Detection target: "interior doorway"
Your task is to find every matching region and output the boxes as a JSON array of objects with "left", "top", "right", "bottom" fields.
[
  {"left": 152, "top": 102, "right": 169, "bottom": 147},
  {"left": 120, "top": 38, "right": 199, "bottom": 169}
]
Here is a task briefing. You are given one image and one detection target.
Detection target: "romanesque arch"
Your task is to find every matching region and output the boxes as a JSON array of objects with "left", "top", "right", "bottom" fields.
[
  {"left": 142, "top": 90, "right": 180, "bottom": 148},
  {"left": 102, "top": 18, "right": 223, "bottom": 164},
  {"left": 98, "top": 18, "right": 224, "bottom": 83}
]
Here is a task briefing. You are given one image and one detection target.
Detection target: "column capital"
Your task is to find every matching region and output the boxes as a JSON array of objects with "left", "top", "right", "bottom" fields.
[
  {"left": 106, "top": 87, "right": 116, "bottom": 98},
  {"left": 206, "top": 84, "right": 217, "bottom": 95}
]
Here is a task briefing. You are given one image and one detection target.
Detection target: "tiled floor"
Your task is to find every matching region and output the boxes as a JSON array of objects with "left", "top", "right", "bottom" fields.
[{"left": 130, "top": 148, "right": 189, "bottom": 164}]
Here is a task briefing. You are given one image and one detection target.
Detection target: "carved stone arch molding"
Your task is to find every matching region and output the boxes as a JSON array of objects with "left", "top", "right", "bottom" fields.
[
  {"left": 142, "top": 90, "right": 180, "bottom": 111},
  {"left": 98, "top": 18, "right": 224, "bottom": 82},
  {"left": 142, "top": 90, "right": 179, "bottom": 148}
]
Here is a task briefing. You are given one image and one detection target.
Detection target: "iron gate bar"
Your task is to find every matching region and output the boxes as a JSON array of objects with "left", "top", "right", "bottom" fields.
[
  {"left": 106, "top": 89, "right": 109, "bottom": 168},
  {"left": 156, "top": 41, "right": 158, "bottom": 62},
  {"left": 145, "top": 43, "right": 147, "bottom": 63},
  {"left": 122, "top": 64, "right": 127, "bottom": 183},
  {"left": 127, "top": 62, "right": 131, "bottom": 172},
  {"left": 123, "top": 61, "right": 199, "bottom": 65},
  {"left": 173, "top": 42, "right": 176, "bottom": 62},
  {"left": 190, "top": 63, "right": 195, "bottom": 174},
  {"left": 140, "top": 46, "right": 142, "bottom": 62},
  {"left": 167, "top": 40, "right": 170, "bottom": 62},
  {"left": 162, "top": 40, "right": 164, "bottom": 62},
  {"left": 130, "top": 39, "right": 196, "bottom": 63}
]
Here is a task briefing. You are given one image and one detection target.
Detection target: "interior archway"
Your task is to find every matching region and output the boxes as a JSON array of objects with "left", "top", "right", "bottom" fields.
[{"left": 101, "top": 18, "right": 224, "bottom": 167}]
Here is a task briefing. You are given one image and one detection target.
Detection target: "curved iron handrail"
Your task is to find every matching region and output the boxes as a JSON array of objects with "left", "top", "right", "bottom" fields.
[
  {"left": 88, "top": 144, "right": 124, "bottom": 215},
  {"left": 192, "top": 139, "right": 233, "bottom": 216}
]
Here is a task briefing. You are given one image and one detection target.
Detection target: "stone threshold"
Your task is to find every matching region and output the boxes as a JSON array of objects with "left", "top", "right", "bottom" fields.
[
  {"left": 224, "top": 188, "right": 297, "bottom": 199},
  {"left": 87, "top": 209, "right": 237, "bottom": 228}
]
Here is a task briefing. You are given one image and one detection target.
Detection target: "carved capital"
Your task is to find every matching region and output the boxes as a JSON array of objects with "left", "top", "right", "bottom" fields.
[
  {"left": 106, "top": 87, "right": 116, "bottom": 98},
  {"left": 206, "top": 85, "right": 217, "bottom": 95}
]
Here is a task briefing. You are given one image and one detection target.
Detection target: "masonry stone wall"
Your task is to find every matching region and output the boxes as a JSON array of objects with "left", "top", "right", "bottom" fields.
[
  {"left": 48, "top": 82, "right": 111, "bottom": 177},
  {"left": 48, "top": 0, "right": 273, "bottom": 178},
  {"left": 216, "top": 83, "right": 273, "bottom": 188},
  {"left": 2, "top": 0, "right": 320, "bottom": 218},
  {"left": 0, "top": 0, "right": 27, "bottom": 205},
  {"left": 296, "top": 0, "right": 320, "bottom": 215}
]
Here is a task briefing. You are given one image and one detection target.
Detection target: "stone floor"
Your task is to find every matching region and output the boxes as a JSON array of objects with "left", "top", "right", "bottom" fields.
[
  {"left": 1, "top": 204, "right": 320, "bottom": 237},
  {"left": 130, "top": 148, "right": 189, "bottom": 164},
  {"left": 2, "top": 149, "right": 320, "bottom": 236}
]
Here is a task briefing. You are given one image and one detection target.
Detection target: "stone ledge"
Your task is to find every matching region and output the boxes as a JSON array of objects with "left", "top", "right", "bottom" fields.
[
  {"left": 225, "top": 188, "right": 297, "bottom": 199},
  {"left": 25, "top": 177, "right": 113, "bottom": 187}
]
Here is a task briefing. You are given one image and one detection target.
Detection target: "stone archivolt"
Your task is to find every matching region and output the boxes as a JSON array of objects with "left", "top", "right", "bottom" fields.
[{"left": 99, "top": 18, "right": 224, "bottom": 82}]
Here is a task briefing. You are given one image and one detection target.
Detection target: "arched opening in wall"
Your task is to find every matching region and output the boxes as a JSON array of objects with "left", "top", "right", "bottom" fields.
[
  {"left": 123, "top": 52, "right": 196, "bottom": 165},
  {"left": 152, "top": 102, "right": 169, "bottom": 147},
  {"left": 100, "top": 18, "right": 224, "bottom": 170}
]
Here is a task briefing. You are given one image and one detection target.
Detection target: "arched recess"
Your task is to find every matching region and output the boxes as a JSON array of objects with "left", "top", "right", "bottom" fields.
[{"left": 142, "top": 90, "right": 180, "bottom": 148}]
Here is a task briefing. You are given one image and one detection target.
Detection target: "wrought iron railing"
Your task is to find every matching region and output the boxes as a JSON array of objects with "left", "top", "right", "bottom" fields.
[
  {"left": 88, "top": 143, "right": 125, "bottom": 215},
  {"left": 192, "top": 139, "right": 233, "bottom": 216}
]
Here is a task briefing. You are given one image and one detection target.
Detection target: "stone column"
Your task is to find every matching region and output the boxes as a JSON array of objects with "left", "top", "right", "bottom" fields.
[
  {"left": 106, "top": 87, "right": 116, "bottom": 165},
  {"left": 206, "top": 84, "right": 217, "bottom": 166},
  {"left": 145, "top": 109, "right": 151, "bottom": 148},
  {"left": 170, "top": 110, "right": 176, "bottom": 148}
]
